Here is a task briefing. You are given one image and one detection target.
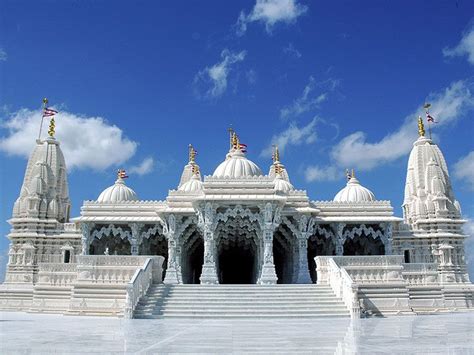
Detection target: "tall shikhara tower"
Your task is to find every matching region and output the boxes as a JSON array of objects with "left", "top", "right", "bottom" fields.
[
  {"left": 4, "top": 124, "right": 81, "bottom": 287},
  {"left": 394, "top": 118, "right": 470, "bottom": 283}
]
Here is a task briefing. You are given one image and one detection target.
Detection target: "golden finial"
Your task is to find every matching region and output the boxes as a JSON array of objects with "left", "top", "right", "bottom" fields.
[
  {"left": 43, "top": 98, "right": 48, "bottom": 106},
  {"left": 272, "top": 145, "right": 280, "bottom": 163},
  {"left": 418, "top": 116, "right": 425, "bottom": 137},
  {"left": 351, "top": 169, "right": 355, "bottom": 178},
  {"left": 48, "top": 117, "right": 55, "bottom": 137},
  {"left": 231, "top": 131, "right": 239, "bottom": 150},
  {"left": 188, "top": 144, "right": 197, "bottom": 163}
]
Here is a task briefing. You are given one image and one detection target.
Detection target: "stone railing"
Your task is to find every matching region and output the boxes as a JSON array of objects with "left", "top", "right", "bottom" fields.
[
  {"left": 316, "top": 257, "right": 360, "bottom": 318},
  {"left": 335, "top": 256, "right": 405, "bottom": 284},
  {"left": 124, "top": 256, "right": 164, "bottom": 319},
  {"left": 75, "top": 255, "right": 159, "bottom": 284},
  {"left": 402, "top": 263, "right": 439, "bottom": 285},
  {"left": 37, "top": 263, "right": 77, "bottom": 286}
]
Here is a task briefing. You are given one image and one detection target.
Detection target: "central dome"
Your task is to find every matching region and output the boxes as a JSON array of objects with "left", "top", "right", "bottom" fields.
[
  {"left": 334, "top": 176, "right": 375, "bottom": 203},
  {"left": 213, "top": 150, "right": 263, "bottom": 178},
  {"left": 97, "top": 177, "right": 138, "bottom": 203}
]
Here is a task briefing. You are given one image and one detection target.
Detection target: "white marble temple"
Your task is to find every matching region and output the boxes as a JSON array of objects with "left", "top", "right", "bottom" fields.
[{"left": 1, "top": 311, "right": 473, "bottom": 354}]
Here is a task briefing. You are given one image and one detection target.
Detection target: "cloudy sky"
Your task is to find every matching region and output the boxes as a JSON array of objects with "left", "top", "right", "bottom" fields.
[{"left": 0, "top": 1, "right": 473, "bottom": 279}]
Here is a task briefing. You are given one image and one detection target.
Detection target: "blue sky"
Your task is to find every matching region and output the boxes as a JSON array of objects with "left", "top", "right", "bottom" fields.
[{"left": 0, "top": 0, "right": 473, "bottom": 279}]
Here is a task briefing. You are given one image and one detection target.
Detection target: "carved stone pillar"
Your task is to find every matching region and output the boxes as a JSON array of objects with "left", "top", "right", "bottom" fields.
[
  {"left": 382, "top": 222, "right": 393, "bottom": 255},
  {"left": 130, "top": 223, "right": 143, "bottom": 256},
  {"left": 333, "top": 223, "right": 345, "bottom": 256},
  {"left": 200, "top": 228, "right": 218, "bottom": 284},
  {"left": 81, "top": 222, "right": 92, "bottom": 255},
  {"left": 295, "top": 234, "right": 311, "bottom": 284},
  {"left": 258, "top": 203, "right": 279, "bottom": 285},
  {"left": 259, "top": 228, "right": 278, "bottom": 284},
  {"left": 199, "top": 204, "right": 218, "bottom": 284}
]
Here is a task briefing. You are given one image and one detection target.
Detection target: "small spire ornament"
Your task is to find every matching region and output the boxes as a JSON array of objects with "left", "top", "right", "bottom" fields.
[
  {"left": 48, "top": 117, "right": 55, "bottom": 137},
  {"left": 418, "top": 116, "right": 425, "bottom": 137}
]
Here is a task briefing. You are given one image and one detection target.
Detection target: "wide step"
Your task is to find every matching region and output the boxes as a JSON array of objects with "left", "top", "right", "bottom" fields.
[{"left": 134, "top": 284, "right": 350, "bottom": 319}]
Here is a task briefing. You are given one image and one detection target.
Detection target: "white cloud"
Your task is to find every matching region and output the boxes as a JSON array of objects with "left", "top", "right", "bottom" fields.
[
  {"left": 280, "top": 76, "right": 336, "bottom": 119},
  {"left": 454, "top": 151, "right": 474, "bottom": 190},
  {"left": 236, "top": 0, "right": 307, "bottom": 36},
  {"left": 0, "top": 108, "right": 138, "bottom": 170},
  {"left": 0, "top": 48, "right": 6, "bottom": 61},
  {"left": 304, "top": 165, "right": 339, "bottom": 182},
  {"left": 260, "top": 118, "right": 317, "bottom": 157},
  {"left": 330, "top": 80, "right": 474, "bottom": 171},
  {"left": 129, "top": 156, "right": 154, "bottom": 176},
  {"left": 443, "top": 23, "right": 474, "bottom": 65},
  {"left": 194, "top": 49, "right": 247, "bottom": 99},
  {"left": 283, "top": 42, "right": 302, "bottom": 58}
]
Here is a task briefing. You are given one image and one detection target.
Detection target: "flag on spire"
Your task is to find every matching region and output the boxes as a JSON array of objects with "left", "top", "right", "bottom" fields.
[
  {"left": 43, "top": 107, "right": 58, "bottom": 117},
  {"left": 239, "top": 143, "right": 247, "bottom": 153},
  {"left": 117, "top": 169, "right": 129, "bottom": 179},
  {"left": 426, "top": 112, "right": 436, "bottom": 123}
]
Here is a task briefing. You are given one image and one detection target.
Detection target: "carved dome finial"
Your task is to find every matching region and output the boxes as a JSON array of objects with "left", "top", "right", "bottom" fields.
[{"left": 418, "top": 116, "right": 425, "bottom": 137}]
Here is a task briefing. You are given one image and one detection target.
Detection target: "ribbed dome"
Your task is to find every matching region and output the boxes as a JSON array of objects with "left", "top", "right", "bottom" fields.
[
  {"left": 274, "top": 175, "right": 294, "bottom": 193},
  {"left": 179, "top": 175, "right": 203, "bottom": 193},
  {"left": 213, "top": 150, "right": 263, "bottom": 178},
  {"left": 334, "top": 177, "right": 375, "bottom": 203},
  {"left": 97, "top": 178, "right": 138, "bottom": 203}
]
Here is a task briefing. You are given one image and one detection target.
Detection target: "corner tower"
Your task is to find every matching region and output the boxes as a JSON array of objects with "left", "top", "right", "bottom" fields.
[
  {"left": 4, "top": 111, "right": 80, "bottom": 286},
  {"left": 397, "top": 117, "right": 469, "bottom": 282}
]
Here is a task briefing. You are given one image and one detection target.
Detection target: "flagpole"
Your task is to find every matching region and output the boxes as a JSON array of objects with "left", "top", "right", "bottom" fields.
[{"left": 37, "top": 98, "right": 48, "bottom": 141}]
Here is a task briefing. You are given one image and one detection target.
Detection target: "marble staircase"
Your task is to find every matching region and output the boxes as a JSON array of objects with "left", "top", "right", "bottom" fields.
[{"left": 134, "top": 284, "right": 350, "bottom": 319}]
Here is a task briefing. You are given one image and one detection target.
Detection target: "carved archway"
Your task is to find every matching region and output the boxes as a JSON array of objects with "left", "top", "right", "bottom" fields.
[
  {"left": 342, "top": 224, "right": 385, "bottom": 256},
  {"left": 215, "top": 214, "right": 261, "bottom": 284},
  {"left": 180, "top": 225, "right": 204, "bottom": 284},
  {"left": 307, "top": 225, "right": 335, "bottom": 283},
  {"left": 88, "top": 224, "right": 131, "bottom": 255},
  {"left": 140, "top": 224, "right": 168, "bottom": 279},
  {"left": 273, "top": 223, "right": 295, "bottom": 284}
]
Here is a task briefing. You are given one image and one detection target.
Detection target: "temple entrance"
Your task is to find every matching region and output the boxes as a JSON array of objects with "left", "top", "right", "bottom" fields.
[
  {"left": 273, "top": 229, "right": 295, "bottom": 284},
  {"left": 140, "top": 234, "right": 168, "bottom": 280},
  {"left": 343, "top": 235, "right": 385, "bottom": 256},
  {"left": 181, "top": 233, "right": 204, "bottom": 284},
  {"left": 307, "top": 234, "right": 335, "bottom": 283},
  {"left": 217, "top": 236, "right": 258, "bottom": 284}
]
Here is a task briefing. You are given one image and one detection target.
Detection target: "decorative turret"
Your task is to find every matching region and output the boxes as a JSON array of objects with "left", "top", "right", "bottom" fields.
[
  {"left": 334, "top": 169, "right": 376, "bottom": 203},
  {"left": 178, "top": 144, "right": 202, "bottom": 188},
  {"left": 179, "top": 164, "right": 204, "bottom": 193},
  {"left": 268, "top": 145, "right": 290, "bottom": 182},
  {"left": 212, "top": 129, "right": 263, "bottom": 178},
  {"left": 97, "top": 169, "right": 139, "bottom": 203},
  {"left": 402, "top": 117, "right": 461, "bottom": 227},
  {"left": 12, "top": 132, "right": 71, "bottom": 222}
]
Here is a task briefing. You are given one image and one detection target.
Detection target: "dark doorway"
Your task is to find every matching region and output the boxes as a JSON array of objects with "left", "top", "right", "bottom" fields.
[
  {"left": 343, "top": 235, "right": 385, "bottom": 256},
  {"left": 404, "top": 250, "right": 411, "bottom": 263},
  {"left": 273, "top": 233, "right": 294, "bottom": 284},
  {"left": 218, "top": 245, "right": 255, "bottom": 284},
  {"left": 307, "top": 235, "right": 335, "bottom": 283},
  {"left": 64, "top": 250, "right": 71, "bottom": 263},
  {"left": 182, "top": 235, "right": 204, "bottom": 284}
]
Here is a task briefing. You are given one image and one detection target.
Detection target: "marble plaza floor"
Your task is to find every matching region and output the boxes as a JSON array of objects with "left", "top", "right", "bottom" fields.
[{"left": 0, "top": 311, "right": 473, "bottom": 354}]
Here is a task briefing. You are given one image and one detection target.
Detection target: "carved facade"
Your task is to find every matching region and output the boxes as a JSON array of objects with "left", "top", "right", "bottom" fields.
[{"left": 1, "top": 123, "right": 471, "bottom": 290}]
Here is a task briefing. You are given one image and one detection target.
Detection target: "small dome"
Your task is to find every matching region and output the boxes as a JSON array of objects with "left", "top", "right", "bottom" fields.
[
  {"left": 213, "top": 150, "right": 263, "bottom": 178},
  {"left": 274, "top": 175, "right": 294, "bottom": 193},
  {"left": 97, "top": 178, "right": 138, "bottom": 203},
  {"left": 334, "top": 177, "right": 375, "bottom": 202},
  {"left": 179, "top": 175, "right": 203, "bottom": 193}
]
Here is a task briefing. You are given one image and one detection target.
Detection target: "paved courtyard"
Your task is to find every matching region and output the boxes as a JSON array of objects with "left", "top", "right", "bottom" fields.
[{"left": 1, "top": 311, "right": 473, "bottom": 354}]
